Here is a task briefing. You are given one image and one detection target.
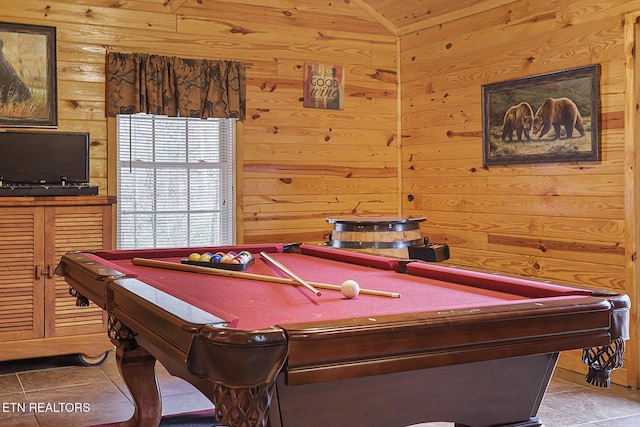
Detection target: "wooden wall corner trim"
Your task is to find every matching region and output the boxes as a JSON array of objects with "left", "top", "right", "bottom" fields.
[{"left": 623, "top": 10, "right": 640, "bottom": 389}]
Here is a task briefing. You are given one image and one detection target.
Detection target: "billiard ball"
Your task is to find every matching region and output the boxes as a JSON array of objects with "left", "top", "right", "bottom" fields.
[
  {"left": 341, "top": 280, "right": 360, "bottom": 299},
  {"left": 199, "top": 253, "right": 212, "bottom": 262},
  {"left": 235, "top": 251, "right": 252, "bottom": 264},
  {"left": 188, "top": 253, "right": 201, "bottom": 261}
]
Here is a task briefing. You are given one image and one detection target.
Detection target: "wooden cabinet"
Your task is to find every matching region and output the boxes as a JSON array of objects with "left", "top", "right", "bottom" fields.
[{"left": 0, "top": 195, "right": 116, "bottom": 362}]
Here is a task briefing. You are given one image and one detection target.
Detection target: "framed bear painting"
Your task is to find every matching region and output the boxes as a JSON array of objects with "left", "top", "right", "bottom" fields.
[
  {"left": 481, "top": 64, "right": 600, "bottom": 166},
  {"left": 0, "top": 22, "right": 57, "bottom": 127}
]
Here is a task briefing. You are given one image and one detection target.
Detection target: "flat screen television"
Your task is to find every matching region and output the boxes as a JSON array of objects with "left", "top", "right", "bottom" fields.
[{"left": 0, "top": 131, "right": 90, "bottom": 185}]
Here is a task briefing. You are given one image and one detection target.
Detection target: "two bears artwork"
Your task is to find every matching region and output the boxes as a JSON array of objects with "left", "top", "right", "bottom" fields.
[
  {"left": 501, "top": 97, "right": 584, "bottom": 143},
  {"left": 485, "top": 66, "right": 597, "bottom": 164}
]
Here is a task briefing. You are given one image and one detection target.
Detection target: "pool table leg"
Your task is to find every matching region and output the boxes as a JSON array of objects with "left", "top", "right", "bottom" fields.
[{"left": 114, "top": 342, "right": 162, "bottom": 427}]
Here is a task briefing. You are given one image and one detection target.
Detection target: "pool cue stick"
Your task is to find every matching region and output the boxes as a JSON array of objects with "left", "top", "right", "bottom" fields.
[
  {"left": 131, "top": 257, "right": 400, "bottom": 298},
  {"left": 259, "top": 252, "right": 321, "bottom": 296}
]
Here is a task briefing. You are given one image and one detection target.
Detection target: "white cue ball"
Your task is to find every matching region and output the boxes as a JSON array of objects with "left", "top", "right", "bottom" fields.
[{"left": 341, "top": 280, "right": 360, "bottom": 299}]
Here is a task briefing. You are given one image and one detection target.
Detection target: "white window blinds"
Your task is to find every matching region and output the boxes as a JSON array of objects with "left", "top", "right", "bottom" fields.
[{"left": 116, "top": 114, "right": 235, "bottom": 249}]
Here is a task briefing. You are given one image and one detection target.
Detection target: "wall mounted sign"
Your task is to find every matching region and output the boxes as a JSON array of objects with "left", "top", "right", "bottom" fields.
[
  {"left": 0, "top": 22, "right": 57, "bottom": 127},
  {"left": 303, "top": 63, "right": 344, "bottom": 110},
  {"left": 481, "top": 64, "right": 600, "bottom": 166}
]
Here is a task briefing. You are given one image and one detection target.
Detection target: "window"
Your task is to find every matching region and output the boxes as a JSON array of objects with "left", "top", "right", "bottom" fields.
[{"left": 116, "top": 114, "right": 235, "bottom": 249}]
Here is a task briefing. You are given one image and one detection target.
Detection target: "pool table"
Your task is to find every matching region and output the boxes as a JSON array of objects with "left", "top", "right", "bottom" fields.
[{"left": 57, "top": 243, "right": 630, "bottom": 427}]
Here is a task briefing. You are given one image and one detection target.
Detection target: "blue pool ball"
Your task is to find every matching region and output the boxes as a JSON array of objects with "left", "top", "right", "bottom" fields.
[{"left": 212, "top": 254, "right": 222, "bottom": 262}]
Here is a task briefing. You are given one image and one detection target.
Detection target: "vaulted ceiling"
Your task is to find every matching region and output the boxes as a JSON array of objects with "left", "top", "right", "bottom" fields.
[
  {"left": 170, "top": 0, "right": 507, "bottom": 36},
  {"left": 358, "top": 0, "right": 508, "bottom": 35}
]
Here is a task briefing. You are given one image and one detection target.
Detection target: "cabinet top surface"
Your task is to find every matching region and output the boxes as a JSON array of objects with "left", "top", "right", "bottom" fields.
[{"left": 0, "top": 195, "right": 116, "bottom": 207}]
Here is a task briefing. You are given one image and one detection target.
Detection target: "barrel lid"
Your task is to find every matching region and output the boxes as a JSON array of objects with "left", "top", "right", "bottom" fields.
[{"left": 326, "top": 216, "right": 426, "bottom": 225}]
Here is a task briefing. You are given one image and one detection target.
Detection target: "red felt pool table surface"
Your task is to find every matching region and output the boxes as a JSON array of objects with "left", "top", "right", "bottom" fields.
[
  {"left": 89, "top": 243, "right": 593, "bottom": 331},
  {"left": 59, "top": 243, "right": 630, "bottom": 427}
]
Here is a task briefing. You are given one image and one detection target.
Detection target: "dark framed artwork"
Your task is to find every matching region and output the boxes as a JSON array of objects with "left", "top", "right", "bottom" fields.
[
  {"left": 482, "top": 64, "right": 600, "bottom": 166},
  {"left": 0, "top": 22, "right": 57, "bottom": 127},
  {"left": 303, "top": 63, "right": 345, "bottom": 110}
]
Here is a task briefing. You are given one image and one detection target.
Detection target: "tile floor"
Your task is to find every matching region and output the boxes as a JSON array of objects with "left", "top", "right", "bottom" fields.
[{"left": 0, "top": 351, "right": 639, "bottom": 427}]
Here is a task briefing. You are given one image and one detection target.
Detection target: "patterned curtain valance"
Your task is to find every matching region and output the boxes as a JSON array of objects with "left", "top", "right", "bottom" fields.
[{"left": 106, "top": 52, "right": 246, "bottom": 120}]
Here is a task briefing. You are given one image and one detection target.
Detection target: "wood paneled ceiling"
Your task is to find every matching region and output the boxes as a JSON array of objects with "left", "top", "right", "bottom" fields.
[
  {"left": 359, "top": 0, "right": 514, "bottom": 35},
  {"left": 170, "top": 0, "right": 514, "bottom": 36}
]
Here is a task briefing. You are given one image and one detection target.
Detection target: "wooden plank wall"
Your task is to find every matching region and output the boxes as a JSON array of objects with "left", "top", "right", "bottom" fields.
[
  {"left": 400, "top": 0, "right": 639, "bottom": 387},
  {"left": 0, "top": 0, "right": 398, "bottom": 246}
]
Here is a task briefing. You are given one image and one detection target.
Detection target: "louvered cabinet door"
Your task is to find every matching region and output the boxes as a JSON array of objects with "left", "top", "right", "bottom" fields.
[
  {"left": 44, "top": 205, "right": 111, "bottom": 338},
  {"left": 0, "top": 207, "right": 46, "bottom": 342}
]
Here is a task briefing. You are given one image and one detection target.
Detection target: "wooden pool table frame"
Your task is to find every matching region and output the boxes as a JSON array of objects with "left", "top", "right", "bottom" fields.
[{"left": 57, "top": 244, "right": 630, "bottom": 427}]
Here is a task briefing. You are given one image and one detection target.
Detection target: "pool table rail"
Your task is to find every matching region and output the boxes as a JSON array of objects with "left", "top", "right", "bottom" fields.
[
  {"left": 56, "top": 251, "right": 130, "bottom": 310},
  {"left": 281, "top": 293, "right": 628, "bottom": 385},
  {"left": 107, "top": 277, "right": 289, "bottom": 387}
]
